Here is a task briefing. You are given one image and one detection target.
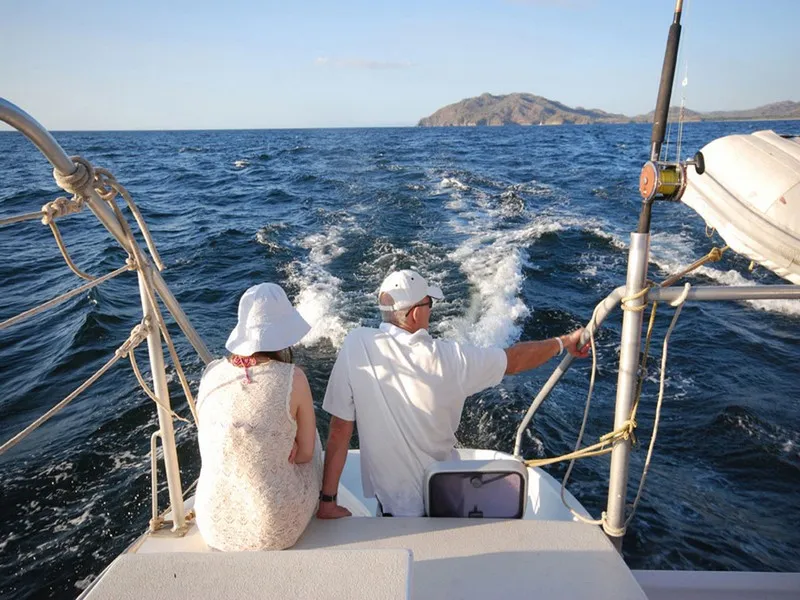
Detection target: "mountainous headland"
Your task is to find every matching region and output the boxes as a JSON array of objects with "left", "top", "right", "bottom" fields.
[{"left": 417, "top": 93, "right": 800, "bottom": 126}]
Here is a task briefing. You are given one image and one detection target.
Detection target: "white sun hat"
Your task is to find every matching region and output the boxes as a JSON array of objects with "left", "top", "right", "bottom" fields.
[
  {"left": 378, "top": 269, "right": 444, "bottom": 312},
  {"left": 225, "top": 283, "right": 310, "bottom": 355}
]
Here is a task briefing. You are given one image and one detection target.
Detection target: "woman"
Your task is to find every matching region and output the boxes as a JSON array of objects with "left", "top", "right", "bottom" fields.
[{"left": 194, "top": 282, "right": 323, "bottom": 551}]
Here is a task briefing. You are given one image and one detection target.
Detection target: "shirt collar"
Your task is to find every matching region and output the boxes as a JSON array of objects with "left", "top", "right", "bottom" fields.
[{"left": 379, "top": 322, "right": 431, "bottom": 345}]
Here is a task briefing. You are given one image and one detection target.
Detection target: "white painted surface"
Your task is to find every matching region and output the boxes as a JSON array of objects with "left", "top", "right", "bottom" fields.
[{"left": 682, "top": 130, "right": 800, "bottom": 284}]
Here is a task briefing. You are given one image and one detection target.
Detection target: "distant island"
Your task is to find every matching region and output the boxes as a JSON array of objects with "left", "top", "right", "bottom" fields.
[{"left": 417, "top": 93, "right": 800, "bottom": 126}]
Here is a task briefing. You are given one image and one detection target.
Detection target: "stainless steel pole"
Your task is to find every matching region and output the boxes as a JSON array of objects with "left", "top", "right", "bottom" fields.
[
  {"left": 605, "top": 233, "right": 650, "bottom": 551},
  {"left": 649, "top": 285, "right": 800, "bottom": 303},
  {"left": 139, "top": 266, "right": 185, "bottom": 531}
]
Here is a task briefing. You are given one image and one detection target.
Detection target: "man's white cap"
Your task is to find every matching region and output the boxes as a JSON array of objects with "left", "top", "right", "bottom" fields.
[
  {"left": 226, "top": 283, "right": 311, "bottom": 355},
  {"left": 378, "top": 269, "right": 444, "bottom": 312}
]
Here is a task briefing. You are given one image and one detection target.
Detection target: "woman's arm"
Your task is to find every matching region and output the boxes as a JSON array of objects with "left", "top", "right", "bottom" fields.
[{"left": 289, "top": 367, "right": 317, "bottom": 464}]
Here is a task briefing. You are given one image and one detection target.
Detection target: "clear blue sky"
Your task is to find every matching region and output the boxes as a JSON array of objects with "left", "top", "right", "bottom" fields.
[{"left": 2, "top": 0, "right": 798, "bottom": 130}]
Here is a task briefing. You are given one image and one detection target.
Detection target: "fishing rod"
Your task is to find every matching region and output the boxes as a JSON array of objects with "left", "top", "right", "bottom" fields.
[{"left": 636, "top": 0, "right": 704, "bottom": 234}]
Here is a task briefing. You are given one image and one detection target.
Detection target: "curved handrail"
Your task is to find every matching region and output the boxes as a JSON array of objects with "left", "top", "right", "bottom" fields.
[
  {"left": 0, "top": 97, "right": 212, "bottom": 365},
  {"left": 0, "top": 98, "right": 76, "bottom": 173},
  {"left": 0, "top": 97, "right": 218, "bottom": 532},
  {"left": 512, "top": 282, "right": 800, "bottom": 457},
  {"left": 513, "top": 286, "right": 626, "bottom": 457}
]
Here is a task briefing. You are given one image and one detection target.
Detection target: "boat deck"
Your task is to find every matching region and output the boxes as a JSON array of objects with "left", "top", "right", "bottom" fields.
[{"left": 84, "top": 518, "right": 646, "bottom": 600}]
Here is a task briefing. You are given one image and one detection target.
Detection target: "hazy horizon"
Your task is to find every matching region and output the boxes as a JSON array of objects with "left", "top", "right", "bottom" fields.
[{"left": 2, "top": 0, "right": 798, "bottom": 131}]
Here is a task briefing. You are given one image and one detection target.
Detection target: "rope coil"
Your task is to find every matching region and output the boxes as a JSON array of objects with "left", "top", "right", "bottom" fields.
[{"left": 53, "top": 156, "right": 94, "bottom": 196}]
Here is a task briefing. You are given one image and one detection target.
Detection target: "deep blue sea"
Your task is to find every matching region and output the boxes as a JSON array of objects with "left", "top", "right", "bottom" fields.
[{"left": 1, "top": 122, "right": 799, "bottom": 599}]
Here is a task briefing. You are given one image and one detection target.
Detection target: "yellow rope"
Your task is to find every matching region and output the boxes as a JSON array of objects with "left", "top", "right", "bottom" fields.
[
  {"left": 623, "top": 284, "right": 691, "bottom": 529},
  {"left": 620, "top": 285, "right": 652, "bottom": 312},
  {"left": 518, "top": 245, "right": 719, "bottom": 530}
]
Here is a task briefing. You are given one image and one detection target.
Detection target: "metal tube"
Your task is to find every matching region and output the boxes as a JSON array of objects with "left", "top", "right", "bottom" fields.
[
  {"left": 150, "top": 431, "right": 161, "bottom": 529},
  {"left": 0, "top": 98, "right": 76, "bottom": 174},
  {"left": 513, "top": 285, "right": 627, "bottom": 457},
  {"left": 649, "top": 285, "right": 800, "bottom": 303},
  {"left": 606, "top": 233, "right": 650, "bottom": 551},
  {"left": 1, "top": 97, "right": 212, "bottom": 365},
  {"left": 138, "top": 266, "right": 185, "bottom": 530}
]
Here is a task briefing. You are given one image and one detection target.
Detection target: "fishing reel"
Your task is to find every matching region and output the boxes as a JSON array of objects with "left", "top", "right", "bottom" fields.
[{"left": 639, "top": 151, "right": 705, "bottom": 202}]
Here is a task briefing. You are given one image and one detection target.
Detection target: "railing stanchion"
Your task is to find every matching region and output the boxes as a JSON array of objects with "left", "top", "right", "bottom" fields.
[{"left": 139, "top": 265, "right": 185, "bottom": 531}]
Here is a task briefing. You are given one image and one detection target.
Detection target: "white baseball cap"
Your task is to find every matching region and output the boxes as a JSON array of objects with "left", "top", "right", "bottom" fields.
[
  {"left": 378, "top": 269, "right": 444, "bottom": 312},
  {"left": 225, "top": 283, "right": 311, "bottom": 355}
]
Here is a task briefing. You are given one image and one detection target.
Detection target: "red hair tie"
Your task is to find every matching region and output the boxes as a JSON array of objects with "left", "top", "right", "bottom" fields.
[{"left": 230, "top": 355, "right": 258, "bottom": 384}]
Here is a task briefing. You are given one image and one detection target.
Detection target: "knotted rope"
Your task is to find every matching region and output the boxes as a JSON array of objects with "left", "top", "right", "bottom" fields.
[
  {"left": 54, "top": 156, "right": 196, "bottom": 423},
  {"left": 43, "top": 156, "right": 166, "bottom": 281},
  {"left": 53, "top": 156, "right": 95, "bottom": 196},
  {"left": 41, "top": 196, "right": 85, "bottom": 225}
]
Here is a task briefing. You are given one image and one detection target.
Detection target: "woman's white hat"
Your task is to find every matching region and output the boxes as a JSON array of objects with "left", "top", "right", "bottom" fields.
[
  {"left": 378, "top": 269, "right": 444, "bottom": 311},
  {"left": 225, "top": 283, "right": 310, "bottom": 355}
]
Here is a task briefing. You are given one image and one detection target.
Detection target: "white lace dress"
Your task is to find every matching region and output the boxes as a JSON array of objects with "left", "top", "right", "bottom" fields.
[{"left": 194, "top": 359, "right": 322, "bottom": 551}]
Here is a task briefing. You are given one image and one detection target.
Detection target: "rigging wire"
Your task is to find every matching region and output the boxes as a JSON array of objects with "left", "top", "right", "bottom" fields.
[{"left": 676, "top": 0, "right": 692, "bottom": 161}]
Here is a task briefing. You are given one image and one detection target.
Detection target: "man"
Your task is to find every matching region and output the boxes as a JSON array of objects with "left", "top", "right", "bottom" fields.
[{"left": 317, "top": 269, "right": 589, "bottom": 519}]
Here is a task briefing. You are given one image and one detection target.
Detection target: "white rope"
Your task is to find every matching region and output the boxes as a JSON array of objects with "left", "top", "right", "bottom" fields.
[
  {"left": 624, "top": 283, "right": 690, "bottom": 528},
  {"left": 0, "top": 155, "right": 199, "bottom": 461},
  {"left": 129, "top": 343, "right": 192, "bottom": 425},
  {"left": 53, "top": 156, "right": 94, "bottom": 197},
  {"left": 558, "top": 302, "right": 604, "bottom": 525},
  {"left": 41, "top": 196, "right": 85, "bottom": 225},
  {"left": 93, "top": 167, "right": 165, "bottom": 272},
  {"left": 0, "top": 321, "right": 151, "bottom": 456},
  {"left": 0, "top": 262, "right": 133, "bottom": 331},
  {"left": 0, "top": 210, "right": 44, "bottom": 227},
  {"left": 54, "top": 156, "right": 198, "bottom": 426}
]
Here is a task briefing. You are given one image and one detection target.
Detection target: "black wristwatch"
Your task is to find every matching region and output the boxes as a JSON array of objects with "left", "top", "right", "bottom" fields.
[{"left": 319, "top": 492, "right": 337, "bottom": 503}]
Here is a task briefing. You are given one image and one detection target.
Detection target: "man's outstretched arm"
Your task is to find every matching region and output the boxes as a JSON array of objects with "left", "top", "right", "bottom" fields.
[
  {"left": 505, "top": 327, "right": 589, "bottom": 375},
  {"left": 317, "top": 416, "right": 354, "bottom": 519}
]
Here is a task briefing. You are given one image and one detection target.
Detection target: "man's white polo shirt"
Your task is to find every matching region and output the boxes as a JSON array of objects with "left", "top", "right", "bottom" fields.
[{"left": 322, "top": 323, "right": 507, "bottom": 517}]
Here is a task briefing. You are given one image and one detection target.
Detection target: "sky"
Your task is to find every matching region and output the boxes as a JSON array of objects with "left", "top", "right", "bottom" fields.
[{"left": 1, "top": 0, "right": 798, "bottom": 130}]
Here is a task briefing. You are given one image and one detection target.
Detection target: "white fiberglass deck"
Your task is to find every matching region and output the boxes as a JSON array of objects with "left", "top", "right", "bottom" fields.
[
  {"left": 82, "top": 449, "right": 645, "bottom": 599},
  {"left": 78, "top": 448, "right": 800, "bottom": 599},
  {"left": 85, "top": 519, "right": 645, "bottom": 600}
]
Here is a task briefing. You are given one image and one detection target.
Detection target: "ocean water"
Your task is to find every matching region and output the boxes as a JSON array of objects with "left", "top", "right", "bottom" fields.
[{"left": 1, "top": 122, "right": 799, "bottom": 598}]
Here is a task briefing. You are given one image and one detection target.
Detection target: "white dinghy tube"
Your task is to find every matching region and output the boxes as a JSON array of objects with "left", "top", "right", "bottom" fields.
[{"left": 682, "top": 130, "right": 800, "bottom": 284}]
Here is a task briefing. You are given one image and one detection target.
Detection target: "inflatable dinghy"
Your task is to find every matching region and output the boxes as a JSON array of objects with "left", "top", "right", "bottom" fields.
[{"left": 681, "top": 130, "right": 800, "bottom": 284}]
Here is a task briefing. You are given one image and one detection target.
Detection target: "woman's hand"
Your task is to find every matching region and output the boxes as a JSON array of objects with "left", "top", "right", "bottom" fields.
[
  {"left": 317, "top": 502, "right": 352, "bottom": 519},
  {"left": 288, "top": 441, "right": 298, "bottom": 464}
]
